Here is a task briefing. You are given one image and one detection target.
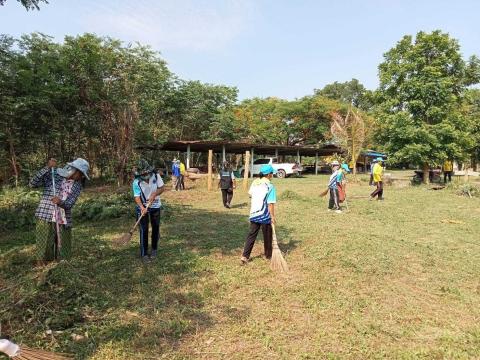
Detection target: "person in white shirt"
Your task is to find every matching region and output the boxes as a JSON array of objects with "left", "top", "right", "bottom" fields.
[{"left": 132, "top": 159, "right": 165, "bottom": 262}]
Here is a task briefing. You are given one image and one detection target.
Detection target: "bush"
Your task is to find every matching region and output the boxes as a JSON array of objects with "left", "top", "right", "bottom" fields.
[
  {"left": 74, "top": 191, "right": 133, "bottom": 221},
  {"left": 455, "top": 183, "right": 480, "bottom": 198},
  {"left": 0, "top": 187, "right": 136, "bottom": 230},
  {"left": 0, "top": 188, "right": 40, "bottom": 230}
]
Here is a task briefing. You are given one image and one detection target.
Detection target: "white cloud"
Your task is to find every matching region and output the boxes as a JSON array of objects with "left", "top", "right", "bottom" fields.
[{"left": 83, "top": 0, "right": 255, "bottom": 51}]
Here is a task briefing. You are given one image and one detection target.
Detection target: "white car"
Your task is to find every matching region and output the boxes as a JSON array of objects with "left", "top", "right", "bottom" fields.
[{"left": 239, "top": 158, "right": 302, "bottom": 178}]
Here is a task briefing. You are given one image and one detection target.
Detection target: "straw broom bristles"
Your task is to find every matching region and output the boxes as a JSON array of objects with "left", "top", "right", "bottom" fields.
[
  {"left": 1, "top": 339, "right": 72, "bottom": 359},
  {"left": 113, "top": 202, "right": 151, "bottom": 246},
  {"left": 270, "top": 224, "right": 288, "bottom": 272},
  {"left": 320, "top": 188, "right": 329, "bottom": 197}
]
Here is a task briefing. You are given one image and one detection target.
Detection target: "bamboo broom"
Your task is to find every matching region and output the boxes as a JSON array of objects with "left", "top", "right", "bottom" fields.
[
  {"left": 114, "top": 201, "right": 151, "bottom": 246},
  {"left": 270, "top": 224, "right": 288, "bottom": 272},
  {"left": 0, "top": 339, "right": 73, "bottom": 359}
]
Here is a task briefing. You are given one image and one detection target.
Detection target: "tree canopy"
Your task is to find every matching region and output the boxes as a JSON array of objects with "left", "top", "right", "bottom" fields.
[{"left": 374, "top": 30, "right": 480, "bottom": 181}]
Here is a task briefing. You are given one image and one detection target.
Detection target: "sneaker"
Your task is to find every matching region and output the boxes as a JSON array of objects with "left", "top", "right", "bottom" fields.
[
  {"left": 141, "top": 256, "right": 150, "bottom": 264},
  {"left": 240, "top": 256, "right": 249, "bottom": 265},
  {"left": 335, "top": 210, "right": 342, "bottom": 214},
  {"left": 150, "top": 250, "right": 157, "bottom": 258}
]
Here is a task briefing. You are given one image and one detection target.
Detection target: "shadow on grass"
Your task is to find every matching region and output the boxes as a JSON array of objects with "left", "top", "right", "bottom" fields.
[{"left": 0, "top": 203, "right": 297, "bottom": 359}]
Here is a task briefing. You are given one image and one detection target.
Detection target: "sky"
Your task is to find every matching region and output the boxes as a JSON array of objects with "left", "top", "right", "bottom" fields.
[{"left": 1, "top": 0, "right": 479, "bottom": 100}]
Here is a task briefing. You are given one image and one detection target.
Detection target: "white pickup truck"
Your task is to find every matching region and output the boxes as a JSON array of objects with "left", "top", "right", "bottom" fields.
[{"left": 239, "top": 158, "right": 302, "bottom": 178}]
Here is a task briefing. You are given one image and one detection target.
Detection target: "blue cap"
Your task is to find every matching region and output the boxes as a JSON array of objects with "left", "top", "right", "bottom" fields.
[
  {"left": 376, "top": 157, "right": 384, "bottom": 162},
  {"left": 260, "top": 164, "right": 277, "bottom": 175},
  {"left": 341, "top": 163, "right": 350, "bottom": 172}
]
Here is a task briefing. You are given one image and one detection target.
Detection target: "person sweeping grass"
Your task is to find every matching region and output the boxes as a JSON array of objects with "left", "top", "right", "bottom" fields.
[
  {"left": 29, "top": 158, "right": 89, "bottom": 265},
  {"left": 240, "top": 164, "right": 277, "bottom": 264},
  {"left": 132, "top": 159, "right": 165, "bottom": 263}
]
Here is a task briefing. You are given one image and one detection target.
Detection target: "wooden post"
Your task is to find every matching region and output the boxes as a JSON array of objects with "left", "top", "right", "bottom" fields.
[
  {"left": 186, "top": 144, "right": 191, "bottom": 169},
  {"left": 207, "top": 149, "right": 213, "bottom": 191},
  {"left": 297, "top": 150, "right": 300, "bottom": 164},
  {"left": 222, "top": 145, "right": 226, "bottom": 163},
  {"left": 275, "top": 148, "right": 279, "bottom": 159},
  {"left": 250, "top": 148, "right": 254, "bottom": 179},
  {"left": 315, "top": 152, "right": 318, "bottom": 175},
  {"left": 243, "top": 150, "right": 250, "bottom": 190}
]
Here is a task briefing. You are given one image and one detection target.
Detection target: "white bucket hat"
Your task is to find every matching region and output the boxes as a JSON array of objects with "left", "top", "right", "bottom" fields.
[{"left": 59, "top": 158, "right": 90, "bottom": 179}]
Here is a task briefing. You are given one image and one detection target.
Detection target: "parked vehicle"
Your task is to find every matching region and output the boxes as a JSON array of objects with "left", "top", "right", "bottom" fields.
[{"left": 239, "top": 158, "right": 302, "bottom": 178}]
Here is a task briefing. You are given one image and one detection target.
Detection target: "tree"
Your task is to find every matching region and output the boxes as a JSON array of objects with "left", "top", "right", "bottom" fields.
[
  {"left": 463, "top": 89, "right": 480, "bottom": 170},
  {"left": 330, "top": 107, "right": 367, "bottom": 176},
  {"left": 315, "top": 79, "right": 373, "bottom": 111},
  {"left": 0, "top": 0, "right": 48, "bottom": 10},
  {"left": 375, "top": 30, "right": 480, "bottom": 183}
]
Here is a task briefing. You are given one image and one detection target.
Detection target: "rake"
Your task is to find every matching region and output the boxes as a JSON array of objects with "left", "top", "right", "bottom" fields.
[
  {"left": 270, "top": 224, "right": 288, "bottom": 272},
  {"left": 0, "top": 339, "right": 72, "bottom": 359},
  {"left": 114, "top": 202, "right": 151, "bottom": 246}
]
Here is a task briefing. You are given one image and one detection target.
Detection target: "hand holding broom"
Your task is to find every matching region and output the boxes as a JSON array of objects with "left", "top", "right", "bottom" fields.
[
  {"left": 270, "top": 223, "right": 289, "bottom": 272},
  {"left": 0, "top": 339, "right": 72, "bottom": 359}
]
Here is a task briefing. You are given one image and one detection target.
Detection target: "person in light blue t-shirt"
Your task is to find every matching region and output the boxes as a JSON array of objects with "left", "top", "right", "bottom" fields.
[
  {"left": 328, "top": 161, "right": 342, "bottom": 212},
  {"left": 132, "top": 159, "right": 165, "bottom": 263},
  {"left": 240, "top": 164, "right": 277, "bottom": 264}
]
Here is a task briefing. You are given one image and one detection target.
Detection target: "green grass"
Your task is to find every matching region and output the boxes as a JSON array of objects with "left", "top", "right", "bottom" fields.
[{"left": 1, "top": 174, "right": 480, "bottom": 359}]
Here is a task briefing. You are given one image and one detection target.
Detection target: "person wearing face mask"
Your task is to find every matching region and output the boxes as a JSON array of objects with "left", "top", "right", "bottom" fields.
[
  {"left": 29, "top": 157, "right": 90, "bottom": 264},
  {"left": 132, "top": 159, "right": 165, "bottom": 263}
]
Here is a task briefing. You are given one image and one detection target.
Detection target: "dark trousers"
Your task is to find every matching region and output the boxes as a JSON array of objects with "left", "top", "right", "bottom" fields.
[
  {"left": 371, "top": 181, "right": 384, "bottom": 199},
  {"left": 175, "top": 175, "right": 183, "bottom": 191},
  {"left": 221, "top": 189, "right": 233, "bottom": 207},
  {"left": 444, "top": 171, "right": 452, "bottom": 183},
  {"left": 180, "top": 175, "right": 185, "bottom": 189},
  {"left": 136, "top": 207, "right": 160, "bottom": 257},
  {"left": 328, "top": 188, "right": 340, "bottom": 210},
  {"left": 242, "top": 222, "right": 273, "bottom": 259}
]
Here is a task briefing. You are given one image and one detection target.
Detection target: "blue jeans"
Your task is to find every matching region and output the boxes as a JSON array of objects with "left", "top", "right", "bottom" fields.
[{"left": 136, "top": 207, "right": 161, "bottom": 257}]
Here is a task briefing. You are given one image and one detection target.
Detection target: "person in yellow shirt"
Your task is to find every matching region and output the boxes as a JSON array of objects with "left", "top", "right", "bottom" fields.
[
  {"left": 370, "top": 157, "right": 384, "bottom": 200},
  {"left": 443, "top": 160, "right": 453, "bottom": 183},
  {"left": 179, "top": 161, "right": 186, "bottom": 190}
]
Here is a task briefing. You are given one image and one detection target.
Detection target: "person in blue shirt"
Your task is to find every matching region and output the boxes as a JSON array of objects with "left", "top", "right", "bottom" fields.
[
  {"left": 328, "top": 161, "right": 342, "bottom": 213},
  {"left": 240, "top": 164, "right": 277, "bottom": 264},
  {"left": 132, "top": 159, "right": 165, "bottom": 263},
  {"left": 171, "top": 159, "right": 181, "bottom": 191}
]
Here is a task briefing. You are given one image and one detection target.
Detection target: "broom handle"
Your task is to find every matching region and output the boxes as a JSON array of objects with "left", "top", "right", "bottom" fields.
[
  {"left": 51, "top": 168, "right": 62, "bottom": 258},
  {"left": 129, "top": 201, "right": 152, "bottom": 234}
]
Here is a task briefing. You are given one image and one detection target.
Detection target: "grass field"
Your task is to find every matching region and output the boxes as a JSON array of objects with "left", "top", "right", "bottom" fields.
[{"left": 1, "top": 174, "right": 480, "bottom": 359}]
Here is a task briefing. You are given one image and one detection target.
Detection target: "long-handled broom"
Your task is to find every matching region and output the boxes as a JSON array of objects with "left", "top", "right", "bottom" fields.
[
  {"left": 114, "top": 202, "right": 151, "bottom": 246},
  {"left": 270, "top": 224, "right": 288, "bottom": 272},
  {"left": 0, "top": 339, "right": 72, "bottom": 359},
  {"left": 51, "top": 168, "right": 62, "bottom": 260}
]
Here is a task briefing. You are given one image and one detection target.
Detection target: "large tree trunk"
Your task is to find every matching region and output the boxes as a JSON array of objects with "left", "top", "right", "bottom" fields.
[{"left": 422, "top": 163, "right": 430, "bottom": 184}]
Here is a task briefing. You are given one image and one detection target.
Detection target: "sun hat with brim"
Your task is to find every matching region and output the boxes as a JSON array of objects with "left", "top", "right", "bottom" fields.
[
  {"left": 331, "top": 160, "right": 340, "bottom": 166},
  {"left": 135, "top": 159, "right": 154, "bottom": 176},
  {"left": 61, "top": 158, "right": 90, "bottom": 180},
  {"left": 376, "top": 157, "right": 384, "bottom": 162},
  {"left": 341, "top": 163, "right": 350, "bottom": 172},
  {"left": 260, "top": 164, "right": 277, "bottom": 175}
]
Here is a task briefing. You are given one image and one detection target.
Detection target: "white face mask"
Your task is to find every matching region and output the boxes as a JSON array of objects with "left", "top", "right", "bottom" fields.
[{"left": 58, "top": 165, "right": 76, "bottom": 178}]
